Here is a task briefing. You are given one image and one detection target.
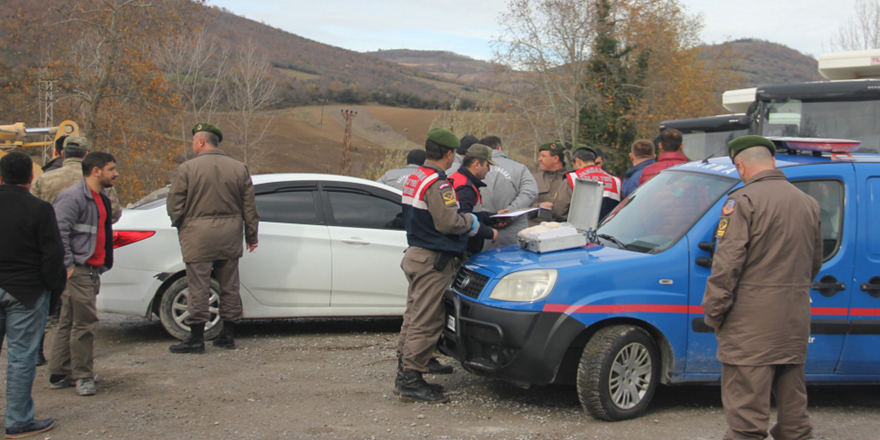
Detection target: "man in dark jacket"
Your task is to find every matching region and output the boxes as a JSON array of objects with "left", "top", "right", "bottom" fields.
[
  {"left": 48, "top": 152, "right": 116, "bottom": 397},
  {"left": 702, "top": 135, "right": 823, "bottom": 440},
  {"left": 621, "top": 139, "right": 655, "bottom": 198},
  {"left": 639, "top": 129, "right": 689, "bottom": 185},
  {"left": 0, "top": 151, "right": 63, "bottom": 437},
  {"left": 40, "top": 136, "right": 67, "bottom": 172},
  {"left": 448, "top": 144, "right": 503, "bottom": 255}
]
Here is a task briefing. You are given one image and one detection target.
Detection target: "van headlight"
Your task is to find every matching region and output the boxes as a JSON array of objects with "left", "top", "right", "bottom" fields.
[{"left": 489, "top": 270, "right": 557, "bottom": 302}]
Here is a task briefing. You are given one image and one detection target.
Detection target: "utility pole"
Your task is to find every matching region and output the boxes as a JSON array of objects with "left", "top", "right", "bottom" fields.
[
  {"left": 319, "top": 99, "right": 328, "bottom": 126},
  {"left": 340, "top": 109, "right": 357, "bottom": 176},
  {"left": 39, "top": 78, "right": 55, "bottom": 164}
]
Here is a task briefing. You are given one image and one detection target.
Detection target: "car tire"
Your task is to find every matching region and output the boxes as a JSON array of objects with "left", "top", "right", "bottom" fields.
[
  {"left": 577, "top": 325, "right": 659, "bottom": 421},
  {"left": 159, "top": 277, "right": 224, "bottom": 341}
]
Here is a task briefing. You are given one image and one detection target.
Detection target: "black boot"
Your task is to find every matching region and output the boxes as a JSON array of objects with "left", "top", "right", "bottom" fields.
[
  {"left": 398, "top": 370, "right": 449, "bottom": 403},
  {"left": 427, "top": 357, "right": 453, "bottom": 375},
  {"left": 393, "top": 358, "right": 443, "bottom": 395},
  {"left": 169, "top": 323, "right": 205, "bottom": 354},
  {"left": 213, "top": 321, "right": 235, "bottom": 349}
]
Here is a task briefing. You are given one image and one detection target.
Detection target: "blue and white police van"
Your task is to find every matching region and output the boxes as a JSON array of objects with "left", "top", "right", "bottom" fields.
[{"left": 441, "top": 138, "right": 880, "bottom": 421}]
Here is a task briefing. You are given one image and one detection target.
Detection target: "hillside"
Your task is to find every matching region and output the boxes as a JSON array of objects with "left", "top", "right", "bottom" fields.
[
  {"left": 365, "top": 49, "right": 522, "bottom": 91},
  {"left": 208, "top": 8, "right": 495, "bottom": 107},
  {"left": 700, "top": 39, "right": 823, "bottom": 87}
]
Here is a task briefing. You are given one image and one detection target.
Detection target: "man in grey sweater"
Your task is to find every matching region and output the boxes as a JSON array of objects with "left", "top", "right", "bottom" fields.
[{"left": 478, "top": 136, "right": 538, "bottom": 250}]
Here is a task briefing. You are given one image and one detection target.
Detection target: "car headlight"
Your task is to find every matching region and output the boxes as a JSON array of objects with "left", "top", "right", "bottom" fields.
[{"left": 489, "top": 269, "right": 558, "bottom": 302}]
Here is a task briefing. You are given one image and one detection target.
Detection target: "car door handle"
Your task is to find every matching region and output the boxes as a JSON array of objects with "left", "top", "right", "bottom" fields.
[
  {"left": 860, "top": 276, "right": 880, "bottom": 298},
  {"left": 812, "top": 275, "right": 845, "bottom": 298},
  {"left": 342, "top": 238, "right": 370, "bottom": 246}
]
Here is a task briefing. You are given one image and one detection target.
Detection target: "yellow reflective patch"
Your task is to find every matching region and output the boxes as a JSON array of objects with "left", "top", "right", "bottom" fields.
[
  {"left": 715, "top": 218, "right": 729, "bottom": 239},
  {"left": 441, "top": 188, "right": 457, "bottom": 206}
]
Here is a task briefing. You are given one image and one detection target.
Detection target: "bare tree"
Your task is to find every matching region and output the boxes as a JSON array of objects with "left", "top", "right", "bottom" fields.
[
  {"left": 224, "top": 38, "right": 279, "bottom": 169},
  {"left": 493, "top": 0, "right": 598, "bottom": 152},
  {"left": 155, "top": 29, "right": 229, "bottom": 142},
  {"left": 830, "top": 0, "right": 880, "bottom": 51}
]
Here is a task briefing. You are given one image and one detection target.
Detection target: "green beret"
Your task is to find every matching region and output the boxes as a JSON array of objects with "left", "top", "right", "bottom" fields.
[
  {"left": 728, "top": 135, "right": 775, "bottom": 159},
  {"left": 426, "top": 128, "right": 459, "bottom": 150},
  {"left": 538, "top": 141, "right": 568, "bottom": 152},
  {"left": 192, "top": 123, "right": 223, "bottom": 143}
]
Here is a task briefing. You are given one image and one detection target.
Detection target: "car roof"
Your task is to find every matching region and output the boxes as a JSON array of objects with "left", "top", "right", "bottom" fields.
[
  {"left": 251, "top": 173, "right": 402, "bottom": 194},
  {"left": 672, "top": 152, "right": 880, "bottom": 178}
]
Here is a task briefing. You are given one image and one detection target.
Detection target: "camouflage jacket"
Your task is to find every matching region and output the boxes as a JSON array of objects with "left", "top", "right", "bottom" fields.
[{"left": 31, "top": 157, "right": 122, "bottom": 223}]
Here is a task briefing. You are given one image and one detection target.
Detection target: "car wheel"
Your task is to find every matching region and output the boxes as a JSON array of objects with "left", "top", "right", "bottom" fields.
[
  {"left": 159, "top": 277, "right": 224, "bottom": 341},
  {"left": 577, "top": 325, "right": 659, "bottom": 421}
]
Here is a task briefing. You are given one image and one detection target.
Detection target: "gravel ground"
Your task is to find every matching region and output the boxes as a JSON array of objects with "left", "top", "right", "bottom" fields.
[{"left": 4, "top": 313, "right": 878, "bottom": 439}]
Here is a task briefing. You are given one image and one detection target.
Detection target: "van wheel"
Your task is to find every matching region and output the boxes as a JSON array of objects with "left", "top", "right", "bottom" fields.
[
  {"left": 577, "top": 325, "right": 659, "bottom": 421},
  {"left": 159, "top": 277, "right": 224, "bottom": 341}
]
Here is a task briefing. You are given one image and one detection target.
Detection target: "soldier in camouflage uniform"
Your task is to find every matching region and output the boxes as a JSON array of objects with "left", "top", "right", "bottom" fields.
[{"left": 29, "top": 137, "right": 121, "bottom": 366}]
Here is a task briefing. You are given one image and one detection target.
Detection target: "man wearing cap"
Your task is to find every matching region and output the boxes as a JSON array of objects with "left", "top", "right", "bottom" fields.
[
  {"left": 529, "top": 141, "right": 570, "bottom": 226},
  {"left": 377, "top": 149, "right": 427, "bottom": 191},
  {"left": 166, "top": 123, "right": 259, "bottom": 354},
  {"left": 395, "top": 128, "right": 477, "bottom": 403},
  {"left": 638, "top": 128, "right": 689, "bottom": 185},
  {"left": 478, "top": 136, "right": 538, "bottom": 250},
  {"left": 551, "top": 144, "right": 622, "bottom": 222},
  {"left": 702, "top": 135, "right": 823, "bottom": 440},
  {"left": 448, "top": 144, "right": 505, "bottom": 255}
]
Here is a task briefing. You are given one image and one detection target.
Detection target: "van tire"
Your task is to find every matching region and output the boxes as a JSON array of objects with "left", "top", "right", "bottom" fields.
[{"left": 577, "top": 325, "right": 659, "bottom": 421}]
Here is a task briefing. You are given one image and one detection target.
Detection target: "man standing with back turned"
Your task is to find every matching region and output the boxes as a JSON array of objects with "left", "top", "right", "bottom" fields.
[
  {"left": 0, "top": 152, "right": 64, "bottom": 437},
  {"left": 702, "top": 135, "right": 823, "bottom": 440},
  {"left": 167, "top": 123, "right": 259, "bottom": 354},
  {"left": 395, "top": 128, "right": 477, "bottom": 403}
]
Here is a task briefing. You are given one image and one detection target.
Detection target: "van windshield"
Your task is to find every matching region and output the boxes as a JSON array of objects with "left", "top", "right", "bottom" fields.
[
  {"left": 759, "top": 99, "right": 880, "bottom": 153},
  {"left": 597, "top": 170, "right": 737, "bottom": 253}
]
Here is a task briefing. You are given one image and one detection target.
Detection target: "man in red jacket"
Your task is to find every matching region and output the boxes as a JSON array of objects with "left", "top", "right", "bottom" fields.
[{"left": 638, "top": 129, "right": 689, "bottom": 186}]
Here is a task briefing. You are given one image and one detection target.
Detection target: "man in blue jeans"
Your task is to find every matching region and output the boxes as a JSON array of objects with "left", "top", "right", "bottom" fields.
[{"left": 0, "top": 151, "right": 66, "bottom": 438}]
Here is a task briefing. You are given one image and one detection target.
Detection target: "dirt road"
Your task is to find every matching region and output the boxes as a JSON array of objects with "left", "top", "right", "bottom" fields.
[{"left": 10, "top": 314, "right": 879, "bottom": 439}]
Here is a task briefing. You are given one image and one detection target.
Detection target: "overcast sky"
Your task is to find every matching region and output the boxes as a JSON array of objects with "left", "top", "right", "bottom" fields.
[{"left": 210, "top": 0, "right": 860, "bottom": 60}]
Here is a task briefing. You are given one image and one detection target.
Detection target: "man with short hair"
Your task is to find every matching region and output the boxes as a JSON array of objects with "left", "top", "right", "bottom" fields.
[
  {"left": 448, "top": 144, "right": 502, "bottom": 254},
  {"left": 167, "top": 123, "right": 259, "bottom": 354},
  {"left": 593, "top": 146, "right": 606, "bottom": 170},
  {"left": 377, "top": 149, "right": 427, "bottom": 191},
  {"left": 477, "top": 135, "right": 538, "bottom": 250},
  {"left": 395, "top": 128, "right": 477, "bottom": 403},
  {"left": 551, "top": 145, "right": 622, "bottom": 221},
  {"left": 48, "top": 151, "right": 117, "bottom": 397},
  {"left": 639, "top": 128, "right": 689, "bottom": 185},
  {"left": 529, "top": 141, "right": 570, "bottom": 226},
  {"left": 702, "top": 135, "right": 823, "bottom": 440},
  {"left": 0, "top": 151, "right": 63, "bottom": 437},
  {"left": 621, "top": 139, "right": 656, "bottom": 198},
  {"left": 41, "top": 136, "right": 67, "bottom": 172},
  {"left": 445, "top": 134, "right": 479, "bottom": 175}
]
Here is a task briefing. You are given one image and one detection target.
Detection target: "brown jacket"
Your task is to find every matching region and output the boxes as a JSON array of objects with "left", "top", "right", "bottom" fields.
[
  {"left": 167, "top": 149, "right": 259, "bottom": 263},
  {"left": 702, "top": 169, "right": 823, "bottom": 365},
  {"left": 529, "top": 168, "right": 568, "bottom": 226}
]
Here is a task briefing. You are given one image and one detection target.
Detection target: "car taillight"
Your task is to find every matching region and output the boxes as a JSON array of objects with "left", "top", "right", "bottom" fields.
[{"left": 113, "top": 231, "right": 155, "bottom": 248}]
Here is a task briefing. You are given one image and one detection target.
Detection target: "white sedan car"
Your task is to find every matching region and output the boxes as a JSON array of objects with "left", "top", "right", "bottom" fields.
[{"left": 100, "top": 174, "right": 408, "bottom": 340}]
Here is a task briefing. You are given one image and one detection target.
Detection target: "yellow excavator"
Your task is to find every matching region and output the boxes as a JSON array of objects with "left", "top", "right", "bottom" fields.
[{"left": 0, "top": 120, "right": 80, "bottom": 180}]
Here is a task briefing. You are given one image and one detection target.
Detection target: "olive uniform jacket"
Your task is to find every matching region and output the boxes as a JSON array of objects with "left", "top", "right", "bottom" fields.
[
  {"left": 702, "top": 169, "right": 823, "bottom": 366},
  {"left": 167, "top": 148, "right": 259, "bottom": 263},
  {"left": 528, "top": 168, "right": 569, "bottom": 226}
]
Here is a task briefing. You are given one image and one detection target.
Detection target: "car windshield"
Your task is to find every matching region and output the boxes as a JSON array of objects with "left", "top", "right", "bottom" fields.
[
  {"left": 597, "top": 170, "right": 737, "bottom": 253},
  {"left": 759, "top": 99, "right": 880, "bottom": 153},
  {"left": 681, "top": 129, "right": 749, "bottom": 160},
  {"left": 128, "top": 186, "right": 170, "bottom": 210}
]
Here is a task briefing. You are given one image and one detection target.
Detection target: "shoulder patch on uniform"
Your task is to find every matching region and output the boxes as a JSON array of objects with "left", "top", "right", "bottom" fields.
[
  {"left": 715, "top": 218, "right": 729, "bottom": 239},
  {"left": 438, "top": 182, "right": 450, "bottom": 190},
  {"left": 441, "top": 187, "right": 457, "bottom": 206},
  {"left": 721, "top": 199, "right": 736, "bottom": 216}
]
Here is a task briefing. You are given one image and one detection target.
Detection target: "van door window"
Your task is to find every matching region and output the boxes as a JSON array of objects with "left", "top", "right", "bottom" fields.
[{"left": 791, "top": 180, "right": 843, "bottom": 260}]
